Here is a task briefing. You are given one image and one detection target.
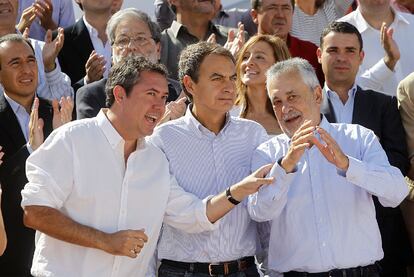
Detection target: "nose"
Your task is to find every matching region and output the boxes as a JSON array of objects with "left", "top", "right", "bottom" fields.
[
  {"left": 21, "top": 61, "right": 33, "bottom": 73},
  {"left": 223, "top": 78, "right": 236, "bottom": 95},
  {"left": 281, "top": 101, "right": 291, "bottom": 114}
]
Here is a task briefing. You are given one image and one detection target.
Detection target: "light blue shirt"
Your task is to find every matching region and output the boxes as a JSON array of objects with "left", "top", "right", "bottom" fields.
[
  {"left": 325, "top": 84, "right": 357, "bottom": 124},
  {"left": 248, "top": 117, "right": 408, "bottom": 273},
  {"left": 149, "top": 107, "right": 269, "bottom": 262}
]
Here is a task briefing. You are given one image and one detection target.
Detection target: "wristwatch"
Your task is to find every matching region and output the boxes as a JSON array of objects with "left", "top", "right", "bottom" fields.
[{"left": 226, "top": 187, "right": 240, "bottom": 205}]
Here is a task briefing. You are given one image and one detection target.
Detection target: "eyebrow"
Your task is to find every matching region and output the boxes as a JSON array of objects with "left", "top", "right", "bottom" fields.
[{"left": 7, "top": 55, "right": 36, "bottom": 64}]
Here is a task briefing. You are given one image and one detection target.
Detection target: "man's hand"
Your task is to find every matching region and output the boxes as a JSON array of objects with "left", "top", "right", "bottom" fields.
[
  {"left": 84, "top": 50, "right": 106, "bottom": 84},
  {"left": 0, "top": 145, "right": 4, "bottom": 165},
  {"left": 230, "top": 163, "right": 274, "bottom": 201},
  {"left": 158, "top": 97, "right": 187, "bottom": 125},
  {"left": 42, "top": 27, "right": 64, "bottom": 72},
  {"left": 224, "top": 23, "right": 245, "bottom": 57},
  {"left": 16, "top": 5, "right": 37, "bottom": 34},
  {"left": 52, "top": 96, "right": 73, "bottom": 129},
  {"left": 314, "top": 127, "right": 349, "bottom": 171},
  {"left": 281, "top": 120, "right": 319, "bottom": 173},
  {"left": 101, "top": 229, "right": 148, "bottom": 258},
  {"left": 29, "top": 97, "right": 45, "bottom": 151},
  {"left": 381, "top": 22, "right": 400, "bottom": 71},
  {"left": 34, "top": 0, "right": 57, "bottom": 31}
]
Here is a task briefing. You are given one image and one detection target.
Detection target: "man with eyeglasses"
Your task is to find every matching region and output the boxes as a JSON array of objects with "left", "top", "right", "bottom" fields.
[{"left": 76, "top": 8, "right": 184, "bottom": 120}]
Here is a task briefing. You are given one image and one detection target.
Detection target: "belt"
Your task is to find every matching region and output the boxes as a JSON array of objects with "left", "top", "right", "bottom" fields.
[
  {"left": 284, "top": 264, "right": 379, "bottom": 277},
  {"left": 161, "top": 256, "right": 255, "bottom": 276}
]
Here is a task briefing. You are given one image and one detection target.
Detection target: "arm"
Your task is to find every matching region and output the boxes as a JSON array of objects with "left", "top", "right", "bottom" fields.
[
  {"left": 76, "top": 86, "right": 102, "bottom": 119},
  {"left": 163, "top": 164, "right": 274, "bottom": 233},
  {"left": 0, "top": 187, "right": 6, "bottom": 256},
  {"left": 23, "top": 205, "right": 148, "bottom": 258}
]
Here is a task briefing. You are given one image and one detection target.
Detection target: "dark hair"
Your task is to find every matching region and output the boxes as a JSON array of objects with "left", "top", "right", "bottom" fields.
[
  {"left": 107, "top": 8, "right": 161, "bottom": 45},
  {"left": 0, "top": 34, "right": 35, "bottom": 69},
  {"left": 105, "top": 56, "right": 168, "bottom": 107},
  {"left": 178, "top": 42, "right": 235, "bottom": 101},
  {"left": 251, "top": 0, "right": 295, "bottom": 10},
  {"left": 320, "top": 21, "right": 363, "bottom": 51}
]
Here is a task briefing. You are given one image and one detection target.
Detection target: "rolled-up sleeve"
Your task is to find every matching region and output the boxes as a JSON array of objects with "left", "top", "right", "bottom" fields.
[
  {"left": 21, "top": 129, "right": 74, "bottom": 209},
  {"left": 163, "top": 176, "right": 220, "bottom": 233}
]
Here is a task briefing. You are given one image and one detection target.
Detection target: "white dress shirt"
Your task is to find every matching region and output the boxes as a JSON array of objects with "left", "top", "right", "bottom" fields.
[
  {"left": 17, "top": 0, "right": 75, "bottom": 41},
  {"left": 248, "top": 117, "right": 408, "bottom": 273},
  {"left": 83, "top": 17, "right": 112, "bottom": 79},
  {"left": 21, "top": 110, "right": 219, "bottom": 277},
  {"left": 149, "top": 108, "right": 269, "bottom": 263},
  {"left": 340, "top": 8, "right": 414, "bottom": 96}
]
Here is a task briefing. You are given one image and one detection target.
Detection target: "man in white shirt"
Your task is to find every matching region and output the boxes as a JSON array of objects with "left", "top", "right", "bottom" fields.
[
  {"left": 248, "top": 57, "right": 408, "bottom": 276},
  {"left": 340, "top": 0, "right": 414, "bottom": 95},
  {"left": 20, "top": 55, "right": 273, "bottom": 277}
]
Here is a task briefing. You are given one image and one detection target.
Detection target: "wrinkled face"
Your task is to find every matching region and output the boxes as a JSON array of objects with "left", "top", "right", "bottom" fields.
[
  {"left": 317, "top": 32, "right": 364, "bottom": 89},
  {"left": 240, "top": 41, "right": 276, "bottom": 87},
  {"left": 0, "top": 41, "right": 38, "bottom": 102},
  {"left": 112, "top": 18, "right": 160, "bottom": 64},
  {"left": 0, "top": 0, "right": 18, "bottom": 28},
  {"left": 268, "top": 71, "right": 322, "bottom": 137},
  {"left": 186, "top": 54, "right": 237, "bottom": 116},
  {"left": 119, "top": 71, "right": 168, "bottom": 139},
  {"left": 252, "top": 0, "right": 293, "bottom": 40},
  {"left": 173, "top": 0, "right": 215, "bottom": 14}
]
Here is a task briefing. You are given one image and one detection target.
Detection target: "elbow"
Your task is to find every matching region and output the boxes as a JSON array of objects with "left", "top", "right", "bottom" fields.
[{"left": 23, "top": 206, "right": 39, "bottom": 230}]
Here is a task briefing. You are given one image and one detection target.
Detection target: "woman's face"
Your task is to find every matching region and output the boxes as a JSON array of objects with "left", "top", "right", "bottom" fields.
[{"left": 240, "top": 41, "right": 276, "bottom": 87}]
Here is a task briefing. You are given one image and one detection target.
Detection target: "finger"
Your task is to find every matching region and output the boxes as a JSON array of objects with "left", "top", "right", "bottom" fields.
[
  {"left": 207, "top": 33, "right": 216, "bottom": 44},
  {"left": 85, "top": 53, "right": 101, "bottom": 69},
  {"left": 291, "top": 125, "right": 315, "bottom": 142},
  {"left": 44, "top": 29, "right": 52, "bottom": 43},
  {"left": 23, "top": 27, "right": 30, "bottom": 39},
  {"left": 52, "top": 99, "right": 60, "bottom": 116},
  {"left": 381, "top": 22, "right": 387, "bottom": 44},
  {"left": 254, "top": 177, "right": 275, "bottom": 185},
  {"left": 227, "top": 29, "right": 235, "bottom": 43},
  {"left": 254, "top": 163, "right": 274, "bottom": 177},
  {"left": 131, "top": 230, "right": 148, "bottom": 242},
  {"left": 37, "top": 118, "right": 44, "bottom": 133}
]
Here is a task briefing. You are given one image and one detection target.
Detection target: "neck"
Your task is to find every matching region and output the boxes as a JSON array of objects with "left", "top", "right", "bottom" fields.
[
  {"left": 359, "top": 5, "right": 394, "bottom": 29},
  {"left": 0, "top": 25, "right": 16, "bottom": 37},
  {"left": 177, "top": 13, "right": 211, "bottom": 40},
  {"left": 191, "top": 106, "right": 226, "bottom": 135},
  {"left": 5, "top": 92, "right": 34, "bottom": 114},
  {"left": 296, "top": 0, "right": 317, "bottom": 15},
  {"left": 246, "top": 85, "right": 270, "bottom": 114},
  {"left": 84, "top": 12, "right": 111, "bottom": 43},
  {"left": 326, "top": 81, "right": 354, "bottom": 104}
]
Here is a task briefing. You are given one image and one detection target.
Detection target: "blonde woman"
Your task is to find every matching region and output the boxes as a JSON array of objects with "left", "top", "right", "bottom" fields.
[{"left": 235, "top": 34, "right": 291, "bottom": 136}]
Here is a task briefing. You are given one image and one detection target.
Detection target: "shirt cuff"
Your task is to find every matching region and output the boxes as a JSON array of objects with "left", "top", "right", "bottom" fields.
[
  {"left": 45, "top": 66, "right": 61, "bottom": 84},
  {"left": 345, "top": 155, "right": 365, "bottom": 184}
]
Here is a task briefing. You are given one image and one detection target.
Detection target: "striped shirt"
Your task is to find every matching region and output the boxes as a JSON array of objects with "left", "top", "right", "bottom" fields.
[
  {"left": 149, "top": 108, "right": 268, "bottom": 262},
  {"left": 291, "top": 0, "right": 353, "bottom": 46}
]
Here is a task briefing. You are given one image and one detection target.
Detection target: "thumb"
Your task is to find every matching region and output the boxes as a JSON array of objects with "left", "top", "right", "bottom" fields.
[
  {"left": 23, "top": 27, "right": 30, "bottom": 39},
  {"left": 44, "top": 29, "right": 52, "bottom": 43},
  {"left": 255, "top": 163, "right": 274, "bottom": 177}
]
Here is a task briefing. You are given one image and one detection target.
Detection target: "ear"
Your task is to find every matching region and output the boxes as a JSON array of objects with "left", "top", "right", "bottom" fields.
[
  {"left": 250, "top": 9, "right": 259, "bottom": 25},
  {"left": 359, "top": 49, "right": 365, "bottom": 65},
  {"left": 314, "top": 85, "right": 323, "bottom": 105},
  {"left": 113, "top": 85, "right": 127, "bottom": 104},
  {"left": 316, "top": 47, "right": 322, "bottom": 64},
  {"left": 155, "top": 42, "right": 161, "bottom": 61},
  {"left": 182, "top": 75, "right": 195, "bottom": 98}
]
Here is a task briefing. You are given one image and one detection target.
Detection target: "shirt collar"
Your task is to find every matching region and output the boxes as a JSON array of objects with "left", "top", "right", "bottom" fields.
[
  {"left": 325, "top": 83, "right": 357, "bottom": 102},
  {"left": 4, "top": 92, "right": 30, "bottom": 116},
  {"left": 83, "top": 16, "right": 99, "bottom": 38},
  {"left": 355, "top": 6, "right": 409, "bottom": 33},
  {"left": 170, "top": 20, "right": 220, "bottom": 39},
  {"left": 183, "top": 104, "right": 232, "bottom": 138}
]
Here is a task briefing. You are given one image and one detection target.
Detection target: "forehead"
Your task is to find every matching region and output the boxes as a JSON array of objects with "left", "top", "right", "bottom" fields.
[
  {"left": 0, "top": 41, "right": 34, "bottom": 60},
  {"left": 199, "top": 54, "right": 235, "bottom": 75},
  {"left": 268, "top": 71, "right": 307, "bottom": 96},
  {"left": 261, "top": 0, "right": 292, "bottom": 7},
  {"left": 246, "top": 40, "right": 273, "bottom": 54},
  {"left": 132, "top": 71, "right": 168, "bottom": 92},
  {"left": 322, "top": 31, "right": 360, "bottom": 48},
  {"left": 115, "top": 17, "right": 151, "bottom": 36}
]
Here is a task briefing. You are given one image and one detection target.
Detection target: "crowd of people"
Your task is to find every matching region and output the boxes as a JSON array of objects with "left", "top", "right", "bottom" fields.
[{"left": 0, "top": 0, "right": 413, "bottom": 276}]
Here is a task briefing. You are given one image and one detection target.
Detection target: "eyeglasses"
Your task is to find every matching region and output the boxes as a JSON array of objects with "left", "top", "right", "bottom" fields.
[{"left": 113, "top": 35, "right": 153, "bottom": 49}]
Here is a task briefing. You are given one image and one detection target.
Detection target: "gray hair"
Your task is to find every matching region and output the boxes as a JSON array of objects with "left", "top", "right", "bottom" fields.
[
  {"left": 266, "top": 57, "right": 319, "bottom": 95},
  {"left": 106, "top": 8, "right": 161, "bottom": 45}
]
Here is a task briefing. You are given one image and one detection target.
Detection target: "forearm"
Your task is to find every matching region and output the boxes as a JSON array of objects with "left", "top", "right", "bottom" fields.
[
  {"left": 23, "top": 205, "right": 109, "bottom": 252},
  {"left": 0, "top": 208, "right": 6, "bottom": 256}
]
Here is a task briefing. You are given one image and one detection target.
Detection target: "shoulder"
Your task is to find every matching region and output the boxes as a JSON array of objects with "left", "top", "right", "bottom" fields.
[
  {"left": 357, "top": 87, "right": 395, "bottom": 104},
  {"left": 338, "top": 10, "right": 357, "bottom": 23},
  {"left": 331, "top": 121, "right": 376, "bottom": 141}
]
